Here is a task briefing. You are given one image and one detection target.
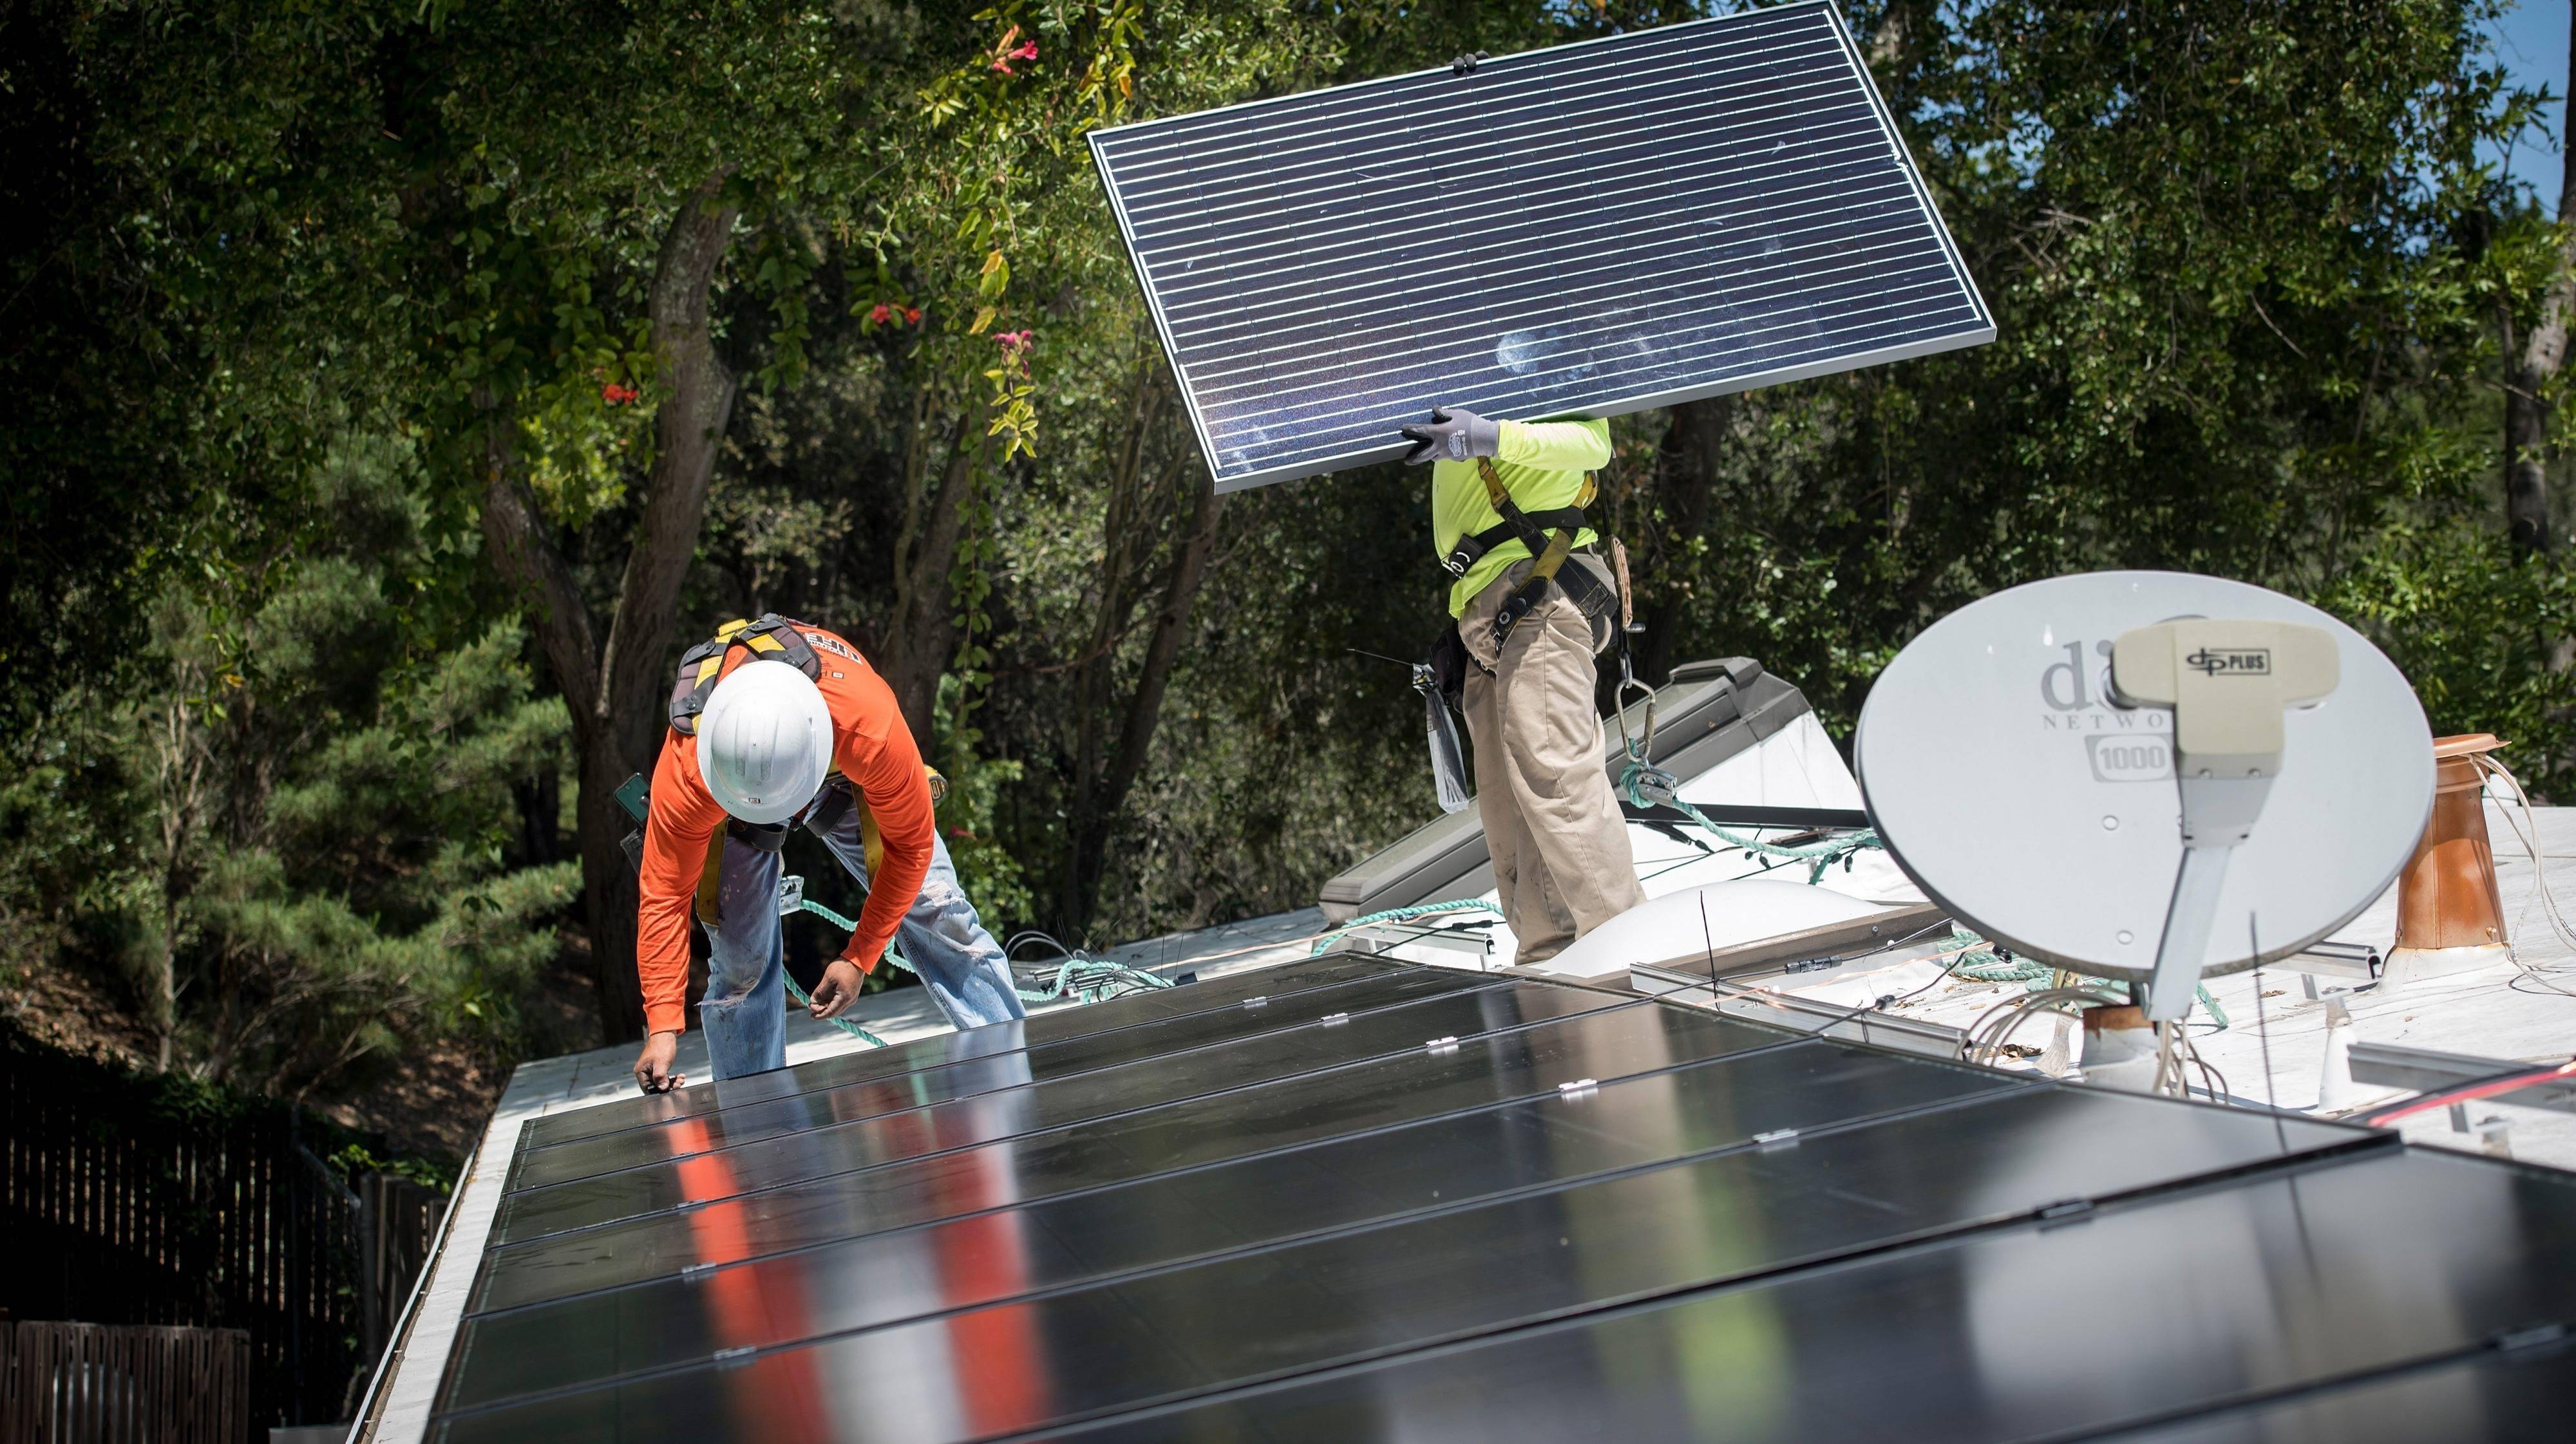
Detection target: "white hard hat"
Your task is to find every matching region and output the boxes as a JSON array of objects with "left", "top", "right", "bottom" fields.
[{"left": 697, "top": 660, "right": 833, "bottom": 823}]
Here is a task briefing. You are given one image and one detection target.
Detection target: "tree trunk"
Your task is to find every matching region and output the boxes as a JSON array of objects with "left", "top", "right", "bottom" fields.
[
  {"left": 1061, "top": 373, "right": 1164, "bottom": 926},
  {"left": 149, "top": 688, "right": 205, "bottom": 1073},
  {"left": 881, "top": 426, "right": 980, "bottom": 743},
  {"left": 1634, "top": 395, "right": 1727, "bottom": 688},
  {"left": 2506, "top": 13, "right": 2576, "bottom": 554},
  {"left": 1065, "top": 473, "right": 1225, "bottom": 936},
  {"left": 479, "top": 176, "right": 739, "bottom": 1045}
]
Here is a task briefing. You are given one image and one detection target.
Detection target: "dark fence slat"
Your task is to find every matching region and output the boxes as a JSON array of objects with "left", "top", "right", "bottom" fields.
[
  {"left": 1, "top": 1029, "right": 444, "bottom": 1435},
  {"left": 0, "top": 1321, "right": 251, "bottom": 1444}
]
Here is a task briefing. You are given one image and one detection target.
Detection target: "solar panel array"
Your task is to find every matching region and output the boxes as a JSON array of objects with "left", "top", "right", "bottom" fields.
[
  {"left": 424, "top": 957, "right": 2576, "bottom": 1442},
  {"left": 1089, "top": 2, "right": 1994, "bottom": 491}
]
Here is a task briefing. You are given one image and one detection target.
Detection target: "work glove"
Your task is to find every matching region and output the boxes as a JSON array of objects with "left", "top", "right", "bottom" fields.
[{"left": 1401, "top": 406, "right": 1502, "bottom": 465}]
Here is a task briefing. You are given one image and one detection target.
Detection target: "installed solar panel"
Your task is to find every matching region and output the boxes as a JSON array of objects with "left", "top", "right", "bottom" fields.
[
  {"left": 419, "top": 964, "right": 2576, "bottom": 1443},
  {"left": 1089, "top": 1, "right": 1993, "bottom": 490}
]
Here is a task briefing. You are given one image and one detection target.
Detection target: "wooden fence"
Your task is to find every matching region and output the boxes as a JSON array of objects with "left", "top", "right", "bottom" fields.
[
  {"left": 0, "top": 1025, "right": 447, "bottom": 1434},
  {"left": 0, "top": 1322, "right": 252, "bottom": 1444}
]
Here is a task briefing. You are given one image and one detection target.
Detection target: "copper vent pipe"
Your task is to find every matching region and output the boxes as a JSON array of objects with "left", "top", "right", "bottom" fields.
[{"left": 2390, "top": 733, "right": 2508, "bottom": 962}]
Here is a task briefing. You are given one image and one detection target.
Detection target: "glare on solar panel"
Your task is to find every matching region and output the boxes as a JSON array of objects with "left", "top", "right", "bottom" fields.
[{"left": 1090, "top": 1, "right": 1994, "bottom": 490}]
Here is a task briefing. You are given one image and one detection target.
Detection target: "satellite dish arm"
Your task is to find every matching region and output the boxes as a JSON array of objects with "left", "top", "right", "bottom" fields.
[{"left": 2112, "top": 620, "right": 2340, "bottom": 1021}]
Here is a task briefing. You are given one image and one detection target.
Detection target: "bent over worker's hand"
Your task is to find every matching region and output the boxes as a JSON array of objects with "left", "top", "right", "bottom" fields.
[
  {"left": 633, "top": 1030, "right": 684, "bottom": 1094},
  {"left": 1400, "top": 406, "right": 1501, "bottom": 465},
  {"left": 810, "top": 959, "right": 867, "bottom": 1019}
]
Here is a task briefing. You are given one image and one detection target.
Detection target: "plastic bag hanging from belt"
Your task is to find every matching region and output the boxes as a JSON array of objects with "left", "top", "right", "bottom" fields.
[{"left": 1416, "top": 663, "right": 1472, "bottom": 812}]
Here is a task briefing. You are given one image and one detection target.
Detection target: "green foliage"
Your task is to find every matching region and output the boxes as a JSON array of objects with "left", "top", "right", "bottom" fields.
[
  {"left": 1620, "top": 1, "right": 2573, "bottom": 773},
  {"left": 12, "top": 0, "right": 2576, "bottom": 1092},
  {"left": 0, "top": 434, "right": 575, "bottom": 1098},
  {"left": 931, "top": 672, "right": 1034, "bottom": 927}
]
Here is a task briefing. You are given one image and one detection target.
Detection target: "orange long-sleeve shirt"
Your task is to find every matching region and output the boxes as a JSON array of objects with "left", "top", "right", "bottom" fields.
[{"left": 636, "top": 624, "right": 934, "bottom": 1036}]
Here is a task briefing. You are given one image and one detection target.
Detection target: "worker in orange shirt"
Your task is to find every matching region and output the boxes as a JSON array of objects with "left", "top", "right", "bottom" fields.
[{"left": 630, "top": 615, "right": 1024, "bottom": 1091}]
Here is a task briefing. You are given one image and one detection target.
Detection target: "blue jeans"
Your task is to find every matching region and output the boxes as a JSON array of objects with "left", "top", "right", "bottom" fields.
[{"left": 697, "top": 800, "right": 1026, "bottom": 1081}]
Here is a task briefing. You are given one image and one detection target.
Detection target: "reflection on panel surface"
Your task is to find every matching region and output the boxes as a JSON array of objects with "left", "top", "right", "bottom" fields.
[
  {"left": 444, "top": 1078, "right": 2376, "bottom": 1414},
  {"left": 516, "top": 956, "right": 1406, "bottom": 1150},
  {"left": 1087, "top": 5, "right": 1993, "bottom": 487},
  {"left": 2078, "top": 1347, "right": 2576, "bottom": 1443},
  {"left": 448, "top": 1041, "right": 1994, "bottom": 1405},
  {"left": 491, "top": 982, "right": 1627, "bottom": 1244},
  {"left": 449, "top": 1152, "right": 2575, "bottom": 1444},
  {"left": 509, "top": 968, "right": 1483, "bottom": 1190},
  {"left": 432, "top": 961, "right": 2576, "bottom": 1444},
  {"left": 469, "top": 994, "right": 1774, "bottom": 1310}
]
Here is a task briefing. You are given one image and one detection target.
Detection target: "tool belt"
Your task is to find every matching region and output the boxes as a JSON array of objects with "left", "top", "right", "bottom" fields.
[{"left": 1454, "top": 457, "right": 1619, "bottom": 653}]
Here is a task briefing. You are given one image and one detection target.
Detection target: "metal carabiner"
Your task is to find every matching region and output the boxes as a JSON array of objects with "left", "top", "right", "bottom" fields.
[{"left": 1615, "top": 674, "right": 1659, "bottom": 764}]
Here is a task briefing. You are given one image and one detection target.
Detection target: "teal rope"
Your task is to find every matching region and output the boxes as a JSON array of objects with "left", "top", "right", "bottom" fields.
[
  {"left": 1944, "top": 928, "right": 2228, "bottom": 1029},
  {"left": 779, "top": 968, "right": 890, "bottom": 1047},
  {"left": 1013, "top": 955, "right": 1177, "bottom": 1006},
  {"left": 1616, "top": 761, "right": 1881, "bottom": 883},
  {"left": 1309, "top": 899, "right": 1506, "bottom": 957},
  {"left": 795, "top": 897, "right": 1173, "bottom": 1021}
]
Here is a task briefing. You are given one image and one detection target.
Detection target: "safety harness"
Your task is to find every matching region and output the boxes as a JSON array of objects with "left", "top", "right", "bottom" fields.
[
  {"left": 1448, "top": 457, "right": 1620, "bottom": 651},
  {"left": 668, "top": 614, "right": 824, "bottom": 736},
  {"left": 645, "top": 614, "right": 942, "bottom": 948}
]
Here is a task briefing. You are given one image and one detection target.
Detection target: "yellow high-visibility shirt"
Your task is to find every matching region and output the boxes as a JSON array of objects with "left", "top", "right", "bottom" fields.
[{"left": 1430, "top": 417, "right": 1611, "bottom": 617}]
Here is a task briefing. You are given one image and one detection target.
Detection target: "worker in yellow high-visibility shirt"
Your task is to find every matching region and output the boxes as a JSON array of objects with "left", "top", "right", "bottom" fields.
[{"left": 1402, "top": 406, "right": 1646, "bottom": 962}]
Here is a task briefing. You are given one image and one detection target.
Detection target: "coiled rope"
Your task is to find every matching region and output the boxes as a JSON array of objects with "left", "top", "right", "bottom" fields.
[
  {"left": 786, "top": 896, "right": 1175, "bottom": 1047},
  {"left": 1942, "top": 926, "right": 2227, "bottom": 1029},
  {"left": 1615, "top": 758, "right": 1882, "bottom": 883},
  {"left": 1307, "top": 899, "right": 1506, "bottom": 957}
]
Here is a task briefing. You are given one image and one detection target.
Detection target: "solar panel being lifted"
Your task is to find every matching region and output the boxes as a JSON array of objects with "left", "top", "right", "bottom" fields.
[{"left": 1088, "top": 1, "right": 1994, "bottom": 491}]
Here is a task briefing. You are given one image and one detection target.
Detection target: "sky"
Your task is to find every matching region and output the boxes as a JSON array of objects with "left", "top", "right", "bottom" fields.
[{"left": 2492, "top": 0, "right": 2571, "bottom": 211}]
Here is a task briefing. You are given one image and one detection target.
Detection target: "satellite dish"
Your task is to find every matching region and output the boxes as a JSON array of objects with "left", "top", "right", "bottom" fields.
[{"left": 1855, "top": 572, "right": 2432, "bottom": 1015}]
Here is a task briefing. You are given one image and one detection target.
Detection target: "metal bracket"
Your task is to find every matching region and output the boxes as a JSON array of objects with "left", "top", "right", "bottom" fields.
[{"left": 2113, "top": 619, "right": 2339, "bottom": 1020}]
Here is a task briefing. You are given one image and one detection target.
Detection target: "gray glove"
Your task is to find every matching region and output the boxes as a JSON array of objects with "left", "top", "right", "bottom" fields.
[{"left": 1401, "top": 406, "right": 1502, "bottom": 465}]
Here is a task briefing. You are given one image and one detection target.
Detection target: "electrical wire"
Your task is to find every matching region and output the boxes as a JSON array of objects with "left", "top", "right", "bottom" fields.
[
  {"left": 1962, "top": 986, "right": 2121, "bottom": 1067},
  {"left": 2351, "top": 1058, "right": 2576, "bottom": 1127},
  {"left": 2472, "top": 753, "right": 2576, "bottom": 999},
  {"left": 1735, "top": 920, "right": 1976, "bottom": 1040}
]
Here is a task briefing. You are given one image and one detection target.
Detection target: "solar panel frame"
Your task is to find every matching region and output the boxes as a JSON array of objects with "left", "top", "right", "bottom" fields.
[
  {"left": 417, "top": 955, "right": 2576, "bottom": 1444},
  {"left": 1089, "top": 1, "right": 1994, "bottom": 491}
]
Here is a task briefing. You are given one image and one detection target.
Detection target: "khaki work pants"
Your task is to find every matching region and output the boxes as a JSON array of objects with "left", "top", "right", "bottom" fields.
[{"left": 1459, "top": 558, "right": 1647, "bottom": 962}]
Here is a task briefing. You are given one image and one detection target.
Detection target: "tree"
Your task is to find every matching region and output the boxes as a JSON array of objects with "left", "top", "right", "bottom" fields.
[{"left": 2503, "top": 3, "right": 2576, "bottom": 554}]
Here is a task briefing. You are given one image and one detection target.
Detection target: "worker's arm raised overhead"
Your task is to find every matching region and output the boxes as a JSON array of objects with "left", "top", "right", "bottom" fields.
[{"left": 1494, "top": 417, "right": 1611, "bottom": 470}]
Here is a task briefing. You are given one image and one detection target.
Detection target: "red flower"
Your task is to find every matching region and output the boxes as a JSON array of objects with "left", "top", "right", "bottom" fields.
[
  {"left": 868, "top": 303, "right": 892, "bottom": 324},
  {"left": 991, "top": 329, "right": 1033, "bottom": 353},
  {"left": 904, "top": 306, "right": 922, "bottom": 324},
  {"left": 990, "top": 56, "right": 1014, "bottom": 75},
  {"left": 1010, "top": 41, "right": 1039, "bottom": 61},
  {"left": 600, "top": 382, "right": 639, "bottom": 405}
]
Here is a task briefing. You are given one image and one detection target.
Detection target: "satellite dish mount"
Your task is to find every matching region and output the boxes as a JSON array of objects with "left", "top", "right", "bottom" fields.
[{"left": 2110, "top": 619, "right": 2340, "bottom": 1020}]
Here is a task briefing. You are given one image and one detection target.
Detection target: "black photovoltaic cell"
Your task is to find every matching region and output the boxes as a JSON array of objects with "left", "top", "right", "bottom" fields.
[
  {"left": 428, "top": 964, "right": 2576, "bottom": 1443},
  {"left": 1088, "top": 3, "right": 1993, "bottom": 489},
  {"left": 514, "top": 955, "right": 1408, "bottom": 1150},
  {"left": 506, "top": 967, "right": 1483, "bottom": 1191},
  {"left": 486, "top": 982, "right": 1628, "bottom": 1246},
  {"left": 465, "top": 995, "right": 1777, "bottom": 1313},
  {"left": 441, "top": 1076, "right": 2377, "bottom": 1414}
]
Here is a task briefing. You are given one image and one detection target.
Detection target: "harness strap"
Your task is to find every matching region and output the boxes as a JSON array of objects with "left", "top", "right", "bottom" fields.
[
  {"left": 1443, "top": 509, "right": 1589, "bottom": 577},
  {"left": 669, "top": 614, "right": 824, "bottom": 735},
  {"left": 1470, "top": 458, "right": 1618, "bottom": 640}
]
